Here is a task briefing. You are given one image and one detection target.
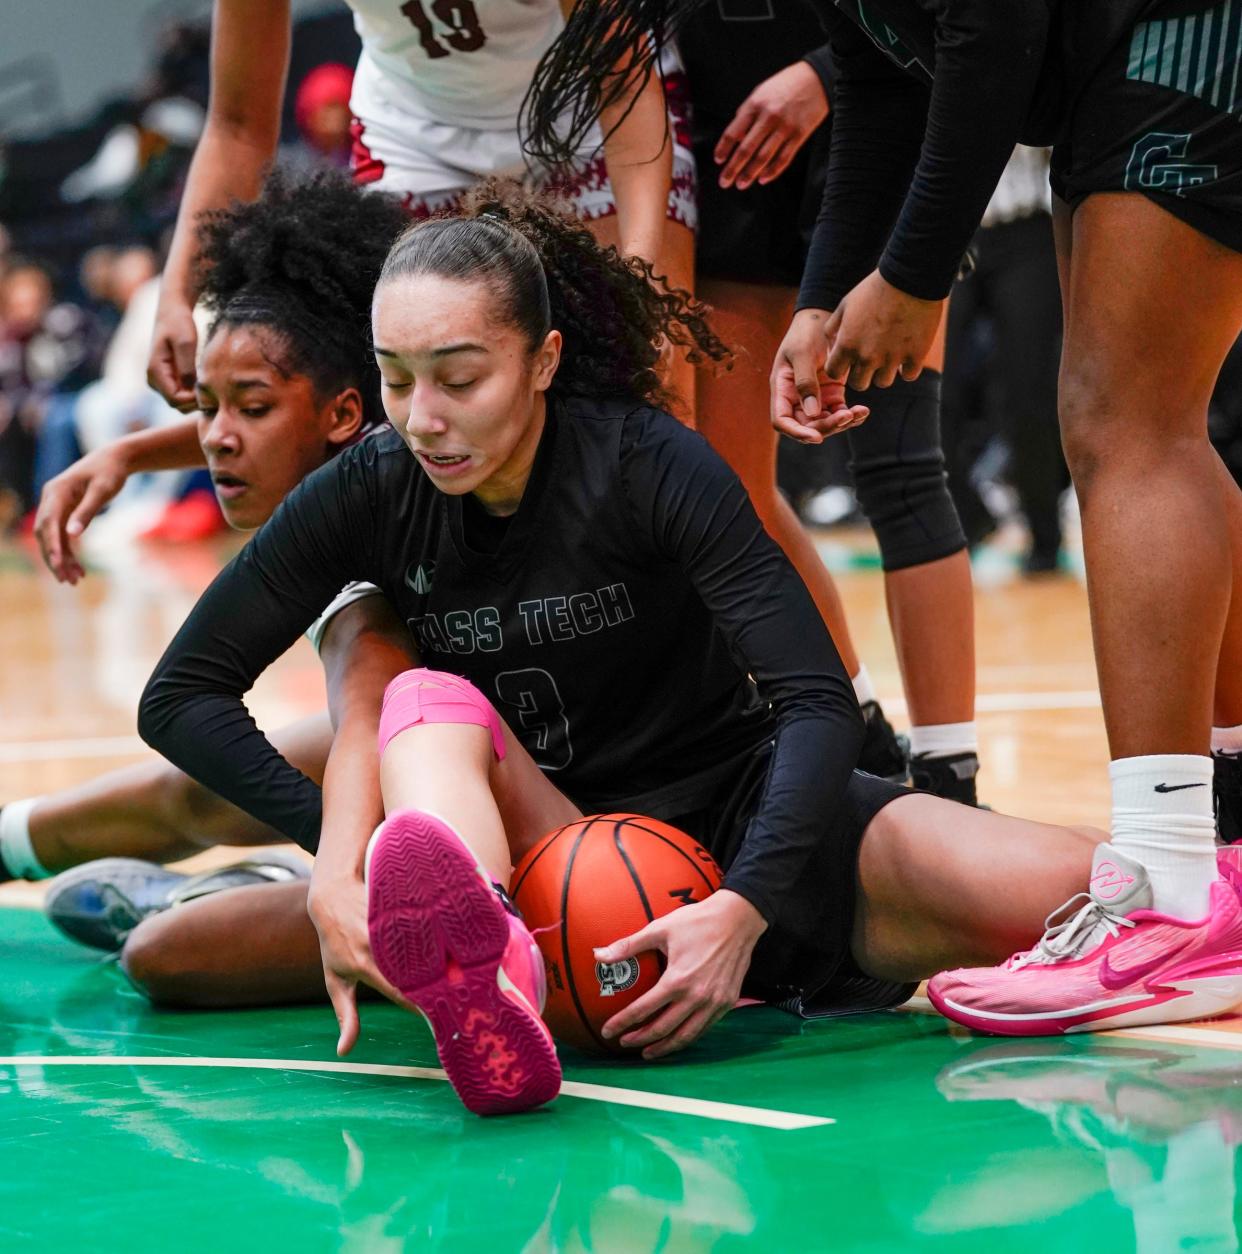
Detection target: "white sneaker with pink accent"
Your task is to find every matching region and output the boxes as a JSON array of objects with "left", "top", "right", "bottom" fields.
[{"left": 927, "top": 844, "right": 1242, "bottom": 1035}]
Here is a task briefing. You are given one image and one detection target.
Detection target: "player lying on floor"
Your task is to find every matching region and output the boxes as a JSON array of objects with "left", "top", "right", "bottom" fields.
[
  {"left": 0, "top": 171, "right": 420, "bottom": 944},
  {"left": 131, "top": 184, "right": 1241, "bottom": 1119}
]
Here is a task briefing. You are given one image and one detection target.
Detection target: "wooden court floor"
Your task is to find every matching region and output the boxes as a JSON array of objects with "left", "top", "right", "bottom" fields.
[{"left": 2, "top": 523, "right": 1242, "bottom": 1251}]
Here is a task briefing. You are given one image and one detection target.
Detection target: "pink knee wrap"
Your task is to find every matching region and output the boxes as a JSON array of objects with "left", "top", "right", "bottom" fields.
[{"left": 378, "top": 668, "right": 506, "bottom": 761}]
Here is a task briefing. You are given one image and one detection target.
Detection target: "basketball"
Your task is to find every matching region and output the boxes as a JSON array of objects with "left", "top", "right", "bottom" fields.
[{"left": 511, "top": 814, "right": 723, "bottom": 1055}]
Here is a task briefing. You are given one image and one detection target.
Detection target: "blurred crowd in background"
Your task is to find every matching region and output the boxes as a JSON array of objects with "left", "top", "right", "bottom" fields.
[{"left": 1, "top": 5, "right": 1239, "bottom": 564}]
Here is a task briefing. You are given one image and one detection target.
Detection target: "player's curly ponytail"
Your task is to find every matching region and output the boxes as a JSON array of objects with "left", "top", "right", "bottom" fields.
[{"left": 376, "top": 180, "right": 729, "bottom": 408}]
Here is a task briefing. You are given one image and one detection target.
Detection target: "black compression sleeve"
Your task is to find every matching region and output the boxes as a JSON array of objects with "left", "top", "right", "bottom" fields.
[
  {"left": 138, "top": 447, "right": 382, "bottom": 852},
  {"left": 797, "top": 20, "right": 928, "bottom": 312},
  {"left": 801, "top": 43, "right": 834, "bottom": 98},
  {"left": 619, "top": 410, "right": 863, "bottom": 926},
  {"left": 878, "top": 0, "right": 1051, "bottom": 300}
]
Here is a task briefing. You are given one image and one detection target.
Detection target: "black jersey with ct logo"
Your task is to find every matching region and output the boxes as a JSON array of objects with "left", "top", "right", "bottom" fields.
[{"left": 141, "top": 396, "right": 862, "bottom": 925}]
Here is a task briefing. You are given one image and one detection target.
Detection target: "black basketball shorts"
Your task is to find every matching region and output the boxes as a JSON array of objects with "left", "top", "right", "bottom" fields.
[
  {"left": 672, "top": 746, "right": 917, "bottom": 1019},
  {"left": 1051, "top": 0, "right": 1242, "bottom": 252}
]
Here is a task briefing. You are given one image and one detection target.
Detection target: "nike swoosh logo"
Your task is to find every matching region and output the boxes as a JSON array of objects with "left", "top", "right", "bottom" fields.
[
  {"left": 1099, "top": 940, "right": 1192, "bottom": 990},
  {"left": 1154, "top": 782, "right": 1207, "bottom": 793}
]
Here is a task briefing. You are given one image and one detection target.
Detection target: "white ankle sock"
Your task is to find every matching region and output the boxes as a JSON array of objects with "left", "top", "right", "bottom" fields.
[
  {"left": 909, "top": 722, "right": 978, "bottom": 759},
  {"left": 851, "top": 664, "right": 877, "bottom": 708},
  {"left": 0, "top": 799, "right": 51, "bottom": 880},
  {"left": 1212, "top": 725, "right": 1242, "bottom": 755},
  {"left": 1109, "top": 755, "right": 1216, "bottom": 919}
]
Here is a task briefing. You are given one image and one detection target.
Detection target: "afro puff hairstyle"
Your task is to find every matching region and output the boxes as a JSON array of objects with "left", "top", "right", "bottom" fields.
[{"left": 193, "top": 166, "right": 407, "bottom": 429}]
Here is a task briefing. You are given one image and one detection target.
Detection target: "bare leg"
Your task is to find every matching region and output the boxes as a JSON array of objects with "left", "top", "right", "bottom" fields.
[
  {"left": 853, "top": 793, "right": 1105, "bottom": 981},
  {"left": 380, "top": 711, "right": 582, "bottom": 888},
  {"left": 121, "top": 880, "right": 325, "bottom": 1007},
  {"left": 884, "top": 551, "right": 976, "bottom": 726},
  {"left": 24, "top": 713, "right": 334, "bottom": 873},
  {"left": 1057, "top": 194, "right": 1242, "bottom": 757},
  {"left": 1214, "top": 451, "right": 1242, "bottom": 728},
  {"left": 696, "top": 277, "right": 861, "bottom": 675}
]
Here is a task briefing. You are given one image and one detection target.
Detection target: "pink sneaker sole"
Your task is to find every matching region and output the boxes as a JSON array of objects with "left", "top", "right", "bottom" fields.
[
  {"left": 927, "top": 963, "right": 1242, "bottom": 1036},
  {"left": 367, "top": 812, "right": 561, "bottom": 1115}
]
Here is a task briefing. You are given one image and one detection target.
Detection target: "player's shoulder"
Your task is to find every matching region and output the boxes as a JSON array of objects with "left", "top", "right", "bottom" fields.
[{"left": 559, "top": 392, "right": 697, "bottom": 451}]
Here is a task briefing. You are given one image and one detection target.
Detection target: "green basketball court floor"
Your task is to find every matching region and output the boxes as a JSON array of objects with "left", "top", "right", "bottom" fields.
[{"left": 3, "top": 903, "right": 1239, "bottom": 1252}]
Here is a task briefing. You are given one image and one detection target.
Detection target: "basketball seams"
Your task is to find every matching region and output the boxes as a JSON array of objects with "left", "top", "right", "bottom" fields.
[
  {"left": 611, "top": 820, "right": 657, "bottom": 925},
  {"left": 559, "top": 818, "right": 611, "bottom": 1052},
  {"left": 510, "top": 825, "right": 562, "bottom": 899},
  {"left": 609, "top": 814, "right": 720, "bottom": 893}
]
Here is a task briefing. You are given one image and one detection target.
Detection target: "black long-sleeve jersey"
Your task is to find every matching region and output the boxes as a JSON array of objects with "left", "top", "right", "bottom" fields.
[
  {"left": 139, "top": 397, "right": 864, "bottom": 926},
  {"left": 798, "top": 0, "right": 1157, "bottom": 309}
]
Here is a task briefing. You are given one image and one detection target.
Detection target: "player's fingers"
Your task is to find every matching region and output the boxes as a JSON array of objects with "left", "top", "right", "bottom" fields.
[
  {"left": 67, "top": 479, "right": 117, "bottom": 538},
  {"left": 600, "top": 972, "right": 677, "bottom": 1041},
  {"left": 326, "top": 971, "right": 360, "bottom": 1056},
  {"left": 824, "top": 338, "right": 855, "bottom": 386},
  {"left": 733, "top": 125, "right": 790, "bottom": 190},
  {"left": 772, "top": 411, "right": 826, "bottom": 444},
  {"left": 641, "top": 1004, "right": 718, "bottom": 1060},
  {"left": 899, "top": 357, "right": 924, "bottom": 382},
  {"left": 34, "top": 496, "right": 69, "bottom": 579},
  {"left": 594, "top": 920, "right": 662, "bottom": 966},
  {"left": 791, "top": 359, "right": 823, "bottom": 421},
  {"left": 871, "top": 358, "right": 901, "bottom": 389},
  {"left": 619, "top": 992, "right": 699, "bottom": 1051},
  {"left": 756, "top": 134, "right": 804, "bottom": 185},
  {"left": 719, "top": 117, "right": 775, "bottom": 188},
  {"left": 847, "top": 360, "right": 877, "bottom": 392},
  {"left": 713, "top": 101, "right": 757, "bottom": 170}
]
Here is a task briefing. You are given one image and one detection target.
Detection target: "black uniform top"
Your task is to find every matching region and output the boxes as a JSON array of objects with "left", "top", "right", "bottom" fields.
[
  {"left": 798, "top": 0, "right": 1157, "bottom": 309},
  {"left": 138, "top": 396, "right": 864, "bottom": 927}
]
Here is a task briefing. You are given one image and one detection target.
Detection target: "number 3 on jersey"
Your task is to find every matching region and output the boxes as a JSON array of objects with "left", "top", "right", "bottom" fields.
[
  {"left": 401, "top": 0, "right": 487, "bottom": 59},
  {"left": 495, "top": 668, "right": 572, "bottom": 771}
]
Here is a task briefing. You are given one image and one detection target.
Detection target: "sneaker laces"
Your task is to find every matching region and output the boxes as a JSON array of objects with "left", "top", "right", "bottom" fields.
[{"left": 1011, "top": 892, "right": 1137, "bottom": 969}]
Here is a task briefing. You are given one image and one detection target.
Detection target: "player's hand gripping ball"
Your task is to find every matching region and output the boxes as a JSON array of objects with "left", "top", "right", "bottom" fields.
[{"left": 511, "top": 814, "right": 722, "bottom": 1055}]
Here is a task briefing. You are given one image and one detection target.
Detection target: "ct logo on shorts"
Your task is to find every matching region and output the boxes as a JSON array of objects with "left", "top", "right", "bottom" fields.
[{"left": 596, "top": 957, "right": 640, "bottom": 997}]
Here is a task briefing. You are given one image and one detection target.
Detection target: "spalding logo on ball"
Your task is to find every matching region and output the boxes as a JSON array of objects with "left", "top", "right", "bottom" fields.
[{"left": 511, "top": 813, "right": 723, "bottom": 1055}]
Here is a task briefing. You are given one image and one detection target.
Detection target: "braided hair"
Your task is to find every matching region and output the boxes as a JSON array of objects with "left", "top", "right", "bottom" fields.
[
  {"left": 193, "top": 167, "right": 407, "bottom": 427},
  {"left": 377, "top": 179, "right": 729, "bottom": 409},
  {"left": 521, "top": 0, "right": 702, "bottom": 168}
]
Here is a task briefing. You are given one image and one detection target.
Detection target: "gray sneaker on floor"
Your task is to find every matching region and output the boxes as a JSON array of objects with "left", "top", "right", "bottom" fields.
[{"left": 43, "top": 851, "right": 310, "bottom": 952}]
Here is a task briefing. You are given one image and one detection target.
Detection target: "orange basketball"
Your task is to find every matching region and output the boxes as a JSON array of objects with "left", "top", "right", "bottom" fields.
[{"left": 511, "top": 813, "right": 723, "bottom": 1055}]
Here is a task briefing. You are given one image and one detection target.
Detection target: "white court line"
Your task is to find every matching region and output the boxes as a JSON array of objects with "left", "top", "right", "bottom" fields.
[
  {"left": 0, "top": 736, "right": 147, "bottom": 763},
  {"left": 0, "top": 1055, "right": 833, "bottom": 1130},
  {"left": 0, "top": 692, "right": 1104, "bottom": 764}
]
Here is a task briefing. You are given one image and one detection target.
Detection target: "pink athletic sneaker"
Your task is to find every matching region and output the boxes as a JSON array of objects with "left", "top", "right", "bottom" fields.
[
  {"left": 366, "top": 810, "right": 561, "bottom": 1115},
  {"left": 927, "top": 843, "right": 1242, "bottom": 1035}
]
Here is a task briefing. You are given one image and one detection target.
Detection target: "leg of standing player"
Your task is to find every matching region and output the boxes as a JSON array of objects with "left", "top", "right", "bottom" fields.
[
  {"left": 1054, "top": 193, "right": 1242, "bottom": 915},
  {"left": 846, "top": 315, "right": 982, "bottom": 802},
  {"left": 695, "top": 278, "right": 906, "bottom": 780}
]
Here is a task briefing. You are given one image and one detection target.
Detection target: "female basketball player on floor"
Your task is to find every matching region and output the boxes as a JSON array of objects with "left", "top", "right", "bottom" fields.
[
  {"left": 137, "top": 187, "right": 1242, "bottom": 1119},
  {"left": 0, "top": 173, "right": 418, "bottom": 953}
]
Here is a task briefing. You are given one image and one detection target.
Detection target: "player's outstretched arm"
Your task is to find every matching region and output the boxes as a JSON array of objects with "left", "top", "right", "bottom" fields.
[
  {"left": 35, "top": 420, "right": 206, "bottom": 583},
  {"left": 148, "top": 0, "right": 291, "bottom": 410},
  {"left": 311, "top": 598, "right": 419, "bottom": 1055}
]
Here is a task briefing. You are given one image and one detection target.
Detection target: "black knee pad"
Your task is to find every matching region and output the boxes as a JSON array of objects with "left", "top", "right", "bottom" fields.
[{"left": 846, "top": 371, "right": 968, "bottom": 572}]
